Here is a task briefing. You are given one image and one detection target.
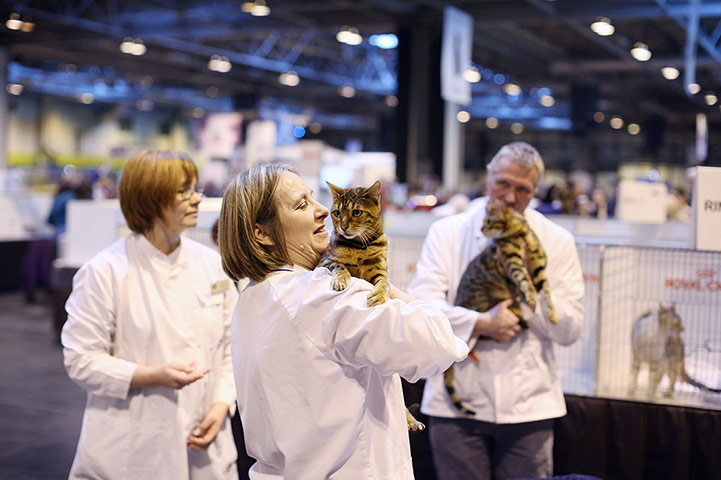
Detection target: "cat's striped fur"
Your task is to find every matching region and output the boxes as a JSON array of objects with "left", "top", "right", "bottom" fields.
[
  {"left": 445, "top": 198, "right": 557, "bottom": 415},
  {"left": 319, "top": 180, "right": 425, "bottom": 431}
]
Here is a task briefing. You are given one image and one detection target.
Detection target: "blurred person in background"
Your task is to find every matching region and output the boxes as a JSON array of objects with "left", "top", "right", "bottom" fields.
[
  {"left": 22, "top": 173, "right": 91, "bottom": 304},
  {"left": 590, "top": 187, "right": 609, "bottom": 219},
  {"left": 536, "top": 183, "right": 564, "bottom": 215},
  {"left": 408, "top": 142, "right": 584, "bottom": 480},
  {"left": 667, "top": 186, "right": 690, "bottom": 221},
  {"left": 61, "top": 150, "right": 239, "bottom": 479}
]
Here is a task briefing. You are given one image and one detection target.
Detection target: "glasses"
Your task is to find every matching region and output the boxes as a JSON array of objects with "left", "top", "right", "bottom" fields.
[{"left": 177, "top": 186, "right": 205, "bottom": 200}]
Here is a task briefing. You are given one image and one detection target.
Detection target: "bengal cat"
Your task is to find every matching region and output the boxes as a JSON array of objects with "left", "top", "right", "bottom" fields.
[
  {"left": 319, "top": 180, "right": 425, "bottom": 432},
  {"left": 445, "top": 198, "right": 557, "bottom": 415}
]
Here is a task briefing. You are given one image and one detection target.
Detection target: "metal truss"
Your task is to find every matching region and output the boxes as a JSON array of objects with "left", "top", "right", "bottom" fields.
[{"left": 8, "top": 0, "right": 398, "bottom": 96}]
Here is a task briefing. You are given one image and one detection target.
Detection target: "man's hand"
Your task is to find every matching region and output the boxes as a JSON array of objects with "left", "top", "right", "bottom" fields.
[
  {"left": 187, "top": 402, "right": 230, "bottom": 450},
  {"left": 131, "top": 361, "right": 210, "bottom": 390},
  {"left": 472, "top": 298, "right": 522, "bottom": 342}
]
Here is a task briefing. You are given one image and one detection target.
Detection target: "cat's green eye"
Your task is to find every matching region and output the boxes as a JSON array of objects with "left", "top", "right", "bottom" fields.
[
  {"left": 332, "top": 210, "right": 340, "bottom": 217},
  {"left": 352, "top": 209, "right": 362, "bottom": 217}
]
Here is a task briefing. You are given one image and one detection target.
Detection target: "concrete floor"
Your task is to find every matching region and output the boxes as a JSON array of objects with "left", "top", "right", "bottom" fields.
[{"left": 0, "top": 291, "right": 85, "bottom": 479}]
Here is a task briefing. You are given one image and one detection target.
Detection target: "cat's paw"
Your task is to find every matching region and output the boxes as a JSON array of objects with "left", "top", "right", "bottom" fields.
[
  {"left": 547, "top": 309, "right": 558, "bottom": 324},
  {"left": 366, "top": 290, "right": 388, "bottom": 306},
  {"left": 405, "top": 408, "right": 426, "bottom": 433},
  {"left": 366, "top": 283, "right": 389, "bottom": 306},
  {"left": 331, "top": 271, "right": 351, "bottom": 291},
  {"left": 407, "top": 419, "right": 426, "bottom": 432}
]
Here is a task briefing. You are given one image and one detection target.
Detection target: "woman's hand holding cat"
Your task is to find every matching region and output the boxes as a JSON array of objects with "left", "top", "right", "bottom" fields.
[
  {"left": 473, "top": 298, "right": 521, "bottom": 342},
  {"left": 130, "top": 361, "right": 210, "bottom": 390},
  {"left": 187, "top": 402, "right": 230, "bottom": 450}
]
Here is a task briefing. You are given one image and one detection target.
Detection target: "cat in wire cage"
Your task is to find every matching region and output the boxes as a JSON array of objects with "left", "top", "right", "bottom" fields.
[{"left": 630, "top": 304, "right": 721, "bottom": 398}]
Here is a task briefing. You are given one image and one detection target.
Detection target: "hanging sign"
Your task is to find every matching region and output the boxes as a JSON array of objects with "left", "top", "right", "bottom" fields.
[{"left": 441, "top": 6, "right": 473, "bottom": 106}]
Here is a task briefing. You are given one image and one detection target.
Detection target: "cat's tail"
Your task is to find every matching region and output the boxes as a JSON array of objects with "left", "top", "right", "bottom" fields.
[
  {"left": 683, "top": 370, "right": 721, "bottom": 393},
  {"left": 443, "top": 366, "right": 477, "bottom": 416}
]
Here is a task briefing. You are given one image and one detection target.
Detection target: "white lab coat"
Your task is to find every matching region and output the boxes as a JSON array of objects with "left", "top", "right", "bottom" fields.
[
  {"left": 61, "top": 234, "right": 239, "bottom": 480},
  {"left": 232, "top": 265, "right": 469, "bottom": 480},
  {"left": 408, "top": 197, "right": 584, "bottom": 424}
]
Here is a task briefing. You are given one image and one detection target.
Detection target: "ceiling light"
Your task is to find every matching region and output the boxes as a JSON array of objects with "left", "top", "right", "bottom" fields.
[
  {"left": 590, "top": 17, "right": 614, "bottom": 36},
  {"left": 610, "top": 116, "right": 624, "bottom": 129},
  {"left": 463, "top": 66, "right": 481, "bottom": 83},
  {"left": 661, "top": 67, "right": 680, "bottom": 80},
  {"left": 293, "top": 126, "right": 306, "bottom": 138},
  {"left": 540, "top": 95, "right": 555, "bottom": 107},
  {"left": 485, "top": 117, "right": 499, "bottom": 129},
  {"left": 338, "top": 85, "right": 356, "bottom": 98},
  {"left": 627, "top": 123, "right": 641, "bottom": 135},
  {"left": 77, "top": 93, "right": 94, "bottom": 104},
  {"left": 20, "top": 17, "right": 34, "bottom": 32},
  {"left": 593, "top": 111, "right": 605, "bottom": 123},
  {"left": 6, "top": 83, "right": 23, "bottom": 95},
  {"left": 384, "top": 95, "right": 398, "bottom": 107},
  {"left": 120, "top": 37, "right": 146, "bottom": 56},
  {"left": 687, "top": 83, "right": 701, "bottom": 95},
  {"left": 511, "top": 122, "right": 524, "bottom": 134},
  {"left": 206, "top": 86, "right": 219, "bottom": 97},
  {"left": 336, "top": 26, "right": 362, "bottom": 45},
  {"left": 208, "top": 55, "right": 231, "bottom": 73},
  {"left": 309, "top": 122, "right": 322, "bottom": 134},
  {"left": 705, "top": 93, "right": 718, "bottom": 105},
  {"left": 457, "top": 111, "right": 471, "bottom": 123},
  {"left": 278, "top": 70, "right": 300, "bottom": 87},
  {"left": 492, "top": 73, "right": 506, "bottom": 85},
  {"left": 241, "top": 2, "right": 255, "bottom": 13},
  {"left": 192, "top": 107, "right": 206, "bottom": 119},
  {"left": 369, "top": 34, "right": 398, "bottom": 50},
  {"left": 251, "top": 0, "right": 270, "bottom": 16},
  {"left": 504, "top": 83, "right": 522, "bottom": 96},
  {"left": 630, "top": 43, "right": 652, "bottom": 62},
  {"left": 5, "top": 13, "right": 21, "bottom": 30}
]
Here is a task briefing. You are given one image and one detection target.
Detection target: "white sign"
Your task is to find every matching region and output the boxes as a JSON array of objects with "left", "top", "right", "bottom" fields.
[
  {"left": 691, "top": 166, "right": 721, "bottom": 251},
  {"left": 441, "top": 6, "right": 473, "bottom": 106},
  {"left": 616, "top": 179, "right": 668, "bottom": 224}
]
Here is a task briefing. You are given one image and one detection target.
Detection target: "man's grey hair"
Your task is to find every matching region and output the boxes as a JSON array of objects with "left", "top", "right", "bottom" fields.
[{"left": 486, "top": 142, "right": 545, "bottom": 181}]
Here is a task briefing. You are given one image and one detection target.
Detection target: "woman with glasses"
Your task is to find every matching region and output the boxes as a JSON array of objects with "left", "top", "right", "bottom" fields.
[{"left": 61, "top": 150, "right": 239, "bottom": 479}]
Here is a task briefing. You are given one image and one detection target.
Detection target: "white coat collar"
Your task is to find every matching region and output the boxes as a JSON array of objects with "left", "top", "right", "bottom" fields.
[{"left": 133, "top": 233, "right": 189, "bottom": 276}]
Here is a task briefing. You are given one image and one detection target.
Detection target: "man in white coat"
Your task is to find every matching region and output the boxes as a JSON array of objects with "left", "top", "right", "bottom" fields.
[{"left": 408, "top": 142, "right": 584, "bottom": 480}]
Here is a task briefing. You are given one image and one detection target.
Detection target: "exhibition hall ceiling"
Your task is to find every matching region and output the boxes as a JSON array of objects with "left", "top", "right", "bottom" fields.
[{"left": 2, "top": 0, "right": 721, "bottom": 133}]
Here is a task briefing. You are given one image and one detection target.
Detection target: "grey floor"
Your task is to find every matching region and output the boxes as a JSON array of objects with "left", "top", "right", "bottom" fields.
[{"left": 0, "top": 291, "right": 85, "bottom": 480}]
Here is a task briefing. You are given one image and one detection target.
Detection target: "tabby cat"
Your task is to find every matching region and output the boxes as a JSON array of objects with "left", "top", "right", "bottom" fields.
[
  {"left": 630, "top": 304, "right": 721, "bottom": 397},
  {"left": 445, "top": 198, "right": 557, "bottom": 415},
  {"left": 319, "top": 181, "right": 425, "bottom": 432}
]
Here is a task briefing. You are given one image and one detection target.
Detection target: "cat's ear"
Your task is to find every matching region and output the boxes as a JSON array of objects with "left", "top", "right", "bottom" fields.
[
  {"left": 253, "top": 223, "right": 275, "bottom": 247},
  {"left": 326, "top": 181, "right": 342, "bottom": 197},
  {"left": 367, "top": 181, "right": 381, "bottom": 198}
]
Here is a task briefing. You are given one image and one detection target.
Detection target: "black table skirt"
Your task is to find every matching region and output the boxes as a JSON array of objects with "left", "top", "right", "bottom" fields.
[{"left": 232, "top": 384, "right": 721, "bottom": 480}]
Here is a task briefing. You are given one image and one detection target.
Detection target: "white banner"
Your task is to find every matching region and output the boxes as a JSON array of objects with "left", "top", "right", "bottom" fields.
[
  {"left": 441, "top": 6, "right": 473, "bottom": 106},
  {"left": 616, "top": 179, "right": 668, "bottom": 224},
  {"left": 692, "top": 166, "right": 721, "bottom": 251}
]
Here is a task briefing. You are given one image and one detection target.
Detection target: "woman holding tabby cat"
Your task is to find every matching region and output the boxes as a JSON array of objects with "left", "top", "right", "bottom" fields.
[
  {"left": 218, "top": 164, "right": 468, "bottom": 480},
  {"left": 61, "top": 150, "right": 239, "bottom": 479},
  {"left": 408, "top": 142, "right": 584, "bottom": 480}
]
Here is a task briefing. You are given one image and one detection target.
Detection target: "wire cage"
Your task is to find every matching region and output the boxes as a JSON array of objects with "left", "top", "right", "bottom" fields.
[
  {"left": 387, "top": 230, "right": 721, "bottom": 411},
  {"left": 387, "top": 235, "right": 425, "bottom": 291},
  {"left": 595, "top": 245, "right": 721, "bottom": 410},
  {"left": 553, "top": 243, "right": 603, "bottom": 396}
]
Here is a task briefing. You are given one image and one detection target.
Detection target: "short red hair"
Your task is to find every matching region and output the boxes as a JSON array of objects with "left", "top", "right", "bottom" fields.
[{"left": 119, "top": 150, "right": 198, "bottom": 234}]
